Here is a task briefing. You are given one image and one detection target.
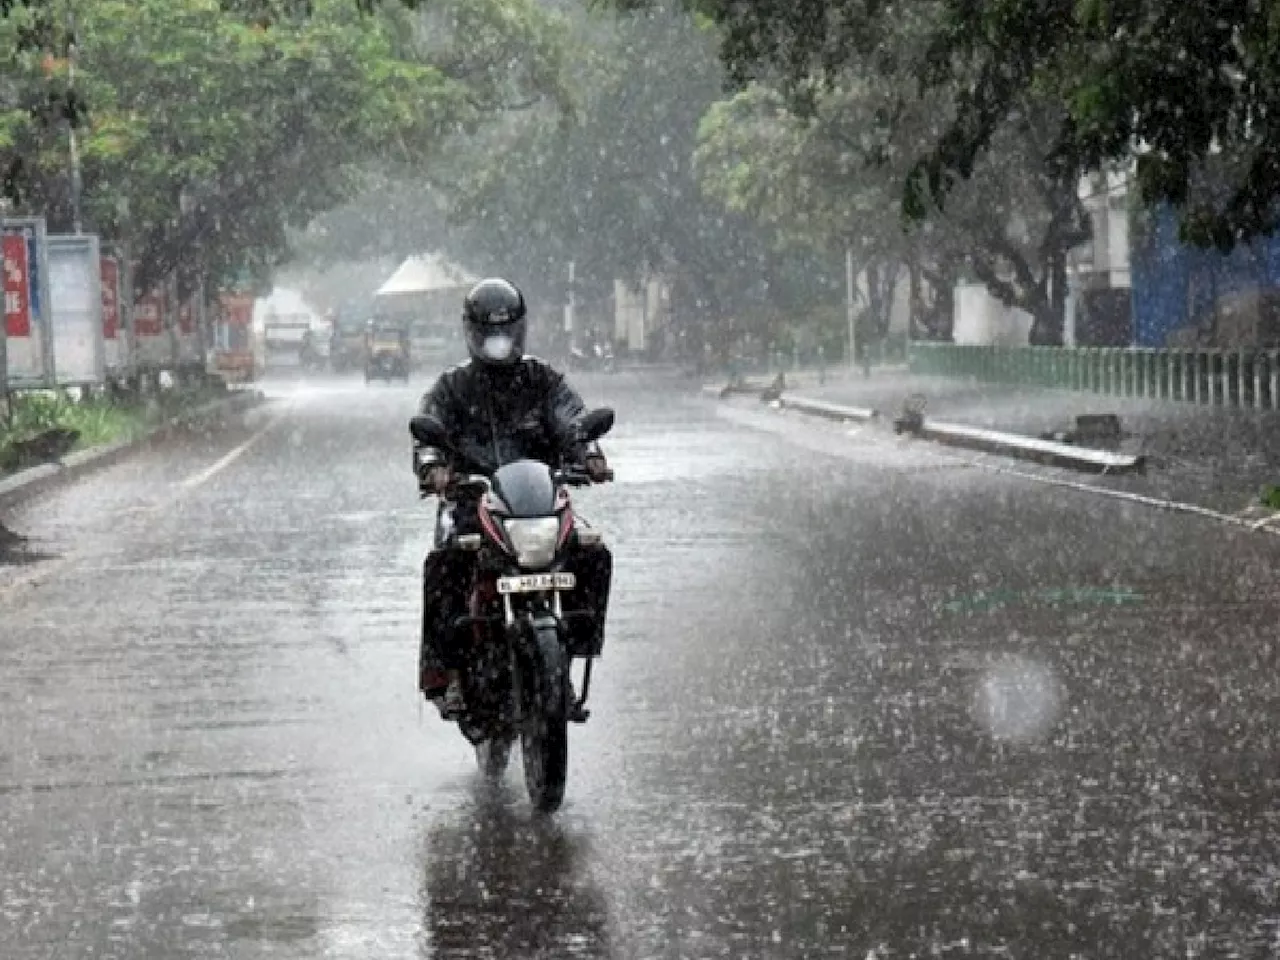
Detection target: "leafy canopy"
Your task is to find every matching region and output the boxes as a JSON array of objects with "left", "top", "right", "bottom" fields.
[
  {"left": 612, "top": 0, "right": 1280, "bottom": 248},
  {"left": 2, "top": 0, "right": 564, "bottom": 297}
]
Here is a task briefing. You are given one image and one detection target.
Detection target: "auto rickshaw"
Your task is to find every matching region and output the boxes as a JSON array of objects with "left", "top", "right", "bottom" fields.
[{"left": 364, "top": 319, "right": 411, "bottom": 382}]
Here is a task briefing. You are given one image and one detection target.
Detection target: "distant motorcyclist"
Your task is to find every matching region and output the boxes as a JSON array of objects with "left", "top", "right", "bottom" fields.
[{"left": 413, "top": 278, "right": 613, "bottom": 719}]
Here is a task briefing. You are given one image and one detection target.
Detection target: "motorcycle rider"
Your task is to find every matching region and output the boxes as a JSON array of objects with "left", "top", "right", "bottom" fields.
[{"left": 413, "top": 278, "right": 613, "bottom": 719}]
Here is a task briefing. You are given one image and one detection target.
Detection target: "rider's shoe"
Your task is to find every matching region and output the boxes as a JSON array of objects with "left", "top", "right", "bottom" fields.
[
  {"left": 568, "top": 681, "right": 590, "bottom": 723},
  {"left": 440, "top": 678, "right": 466, "bottom": 720}
]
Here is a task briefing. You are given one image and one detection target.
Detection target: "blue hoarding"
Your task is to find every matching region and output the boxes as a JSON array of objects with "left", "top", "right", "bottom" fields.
[{"left": 1130, "top": 204, "right": 1280, "bottom": 346}]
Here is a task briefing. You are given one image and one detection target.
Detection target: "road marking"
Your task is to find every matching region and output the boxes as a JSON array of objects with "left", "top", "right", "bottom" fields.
[
  {"left": 949, "top": 454, "right": 1280, "bottom": 539},
  {"left": 179, "top": 415, "right": 279, "bottom": 490},
  {"left": 1251, "top": 511, "right": 1280, "bottom": 532},
  {"left": 725, "top": 400, "right": 1280, "bottom": 540},
  {"left": 2, "top": 409, "right": 287, "bottom": 601}
]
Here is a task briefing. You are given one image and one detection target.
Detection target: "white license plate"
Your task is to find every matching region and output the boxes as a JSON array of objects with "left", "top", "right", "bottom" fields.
[{"left": 496, "top": 572, "right": 576, "bottom": 594}]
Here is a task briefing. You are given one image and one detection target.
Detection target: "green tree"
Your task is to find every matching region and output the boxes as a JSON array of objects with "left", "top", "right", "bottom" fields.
[
  {"left": 622, "top": 0, "right": 1280, "bottom": 249},
  {"left": 304, "top": 3, "right": 846, "bottom": 362},
  {"left": 695, "top": 36, "right": 1090, "bottom": 344},
  {"left": 3, "top": 0, "right": 563, "bottom": 303}
]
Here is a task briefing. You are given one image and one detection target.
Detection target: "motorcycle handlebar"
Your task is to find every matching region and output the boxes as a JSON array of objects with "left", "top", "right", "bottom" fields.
[
  {"left": 446, "top": 474, "right": 491, "bottom": 498},
  {"left": 555, "top": 467, "right": 614, "bottom": 487},
  {"left": 435, "top": 467, "right": 614, "bottom": 497}
]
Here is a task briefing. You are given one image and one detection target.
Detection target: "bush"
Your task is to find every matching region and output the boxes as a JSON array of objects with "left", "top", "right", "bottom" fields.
[{"left": 1, "top": 393, "right": 146, "bottom": 472}]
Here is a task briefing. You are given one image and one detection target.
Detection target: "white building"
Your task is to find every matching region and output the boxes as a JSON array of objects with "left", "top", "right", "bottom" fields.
[
  {"left": 612, "top": 274, "right": 671, "bottom": 353},
  {"left": 952, "top": 168, "right": 1133, "bottom": 345}
]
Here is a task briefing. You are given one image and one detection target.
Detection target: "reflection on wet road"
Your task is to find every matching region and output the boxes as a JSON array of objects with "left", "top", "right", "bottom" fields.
[{"left": 2, "top": 372, "right": 1278, "bottom": 958}]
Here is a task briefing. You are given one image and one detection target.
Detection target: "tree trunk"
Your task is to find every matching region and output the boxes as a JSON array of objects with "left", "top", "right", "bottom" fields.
[
  {"left": 863, "top": 261, "right": 882, "bottom": 353},
  {"left": 932, "top": 281, "right": 956, "bottom": 342},
  {"left": 1027, "top": 251, "right": 1068, "bottom": 346},
  {"left": 907, "top": 255, "right": 925, "bottom": 339},
  {"left": 919, "top": 257, "right": 958, "bottom": 342}
]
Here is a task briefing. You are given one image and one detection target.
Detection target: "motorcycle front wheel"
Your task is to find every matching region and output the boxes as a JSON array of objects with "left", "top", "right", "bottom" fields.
[{"left": 521, "top": 622, "right": 570, "bottom": 813}]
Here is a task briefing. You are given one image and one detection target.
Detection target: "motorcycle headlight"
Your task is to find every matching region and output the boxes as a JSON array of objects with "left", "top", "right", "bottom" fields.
[{"left": 503, "top": 517, "right": 562, "bottom": 569}]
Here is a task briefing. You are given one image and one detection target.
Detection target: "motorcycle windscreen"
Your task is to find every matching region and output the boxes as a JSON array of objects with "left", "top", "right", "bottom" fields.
[{"left": 491, "top": 460, "right": 558, "bottom": 518}]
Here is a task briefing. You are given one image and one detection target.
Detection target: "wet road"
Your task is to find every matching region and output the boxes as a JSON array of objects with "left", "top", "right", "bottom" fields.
[{"left": 2, "top": 371, "right": 1279, "bottom": 959}]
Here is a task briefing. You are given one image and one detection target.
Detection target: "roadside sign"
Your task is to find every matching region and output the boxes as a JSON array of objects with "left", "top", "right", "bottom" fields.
[
  {"left": 134, "top": 289, "right": 165, "bottom": 337},
  {"left": 47, "top": 234, "right": 106, "bottom": 385},
  {"left": 2, "top": 217, "right": 53, "bottom": 386},
  {"left": 133, "top": 273, "right": 171, "bottom": 370},
  {"left": 100, "top": 256, "right": 126, "bottom": 372},
  {"left": 214, "top": 292, "right": 256, "bottom": 381},
  {"left": 100, "top": 257, "right": 119, "bottom": 339},
  {"left": 4, "top": 233, "right": 32, "bottom": 337}
]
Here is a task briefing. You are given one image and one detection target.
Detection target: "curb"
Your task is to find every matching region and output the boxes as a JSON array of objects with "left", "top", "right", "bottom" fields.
[
  {"left": 722, "top": 389, "right": 1146, "bottom": 475},
  {"left": 910, "top": 418, "right": 1146, "bottom": 475},
  {"left": 776, "top": 395, "right": 879, "bottom": 423},
  {"left": 0, "top": 390, "right": 267, "bottom": 509},
  {"left": 701, "top": 377, "right": 828, "bottom": 400}
]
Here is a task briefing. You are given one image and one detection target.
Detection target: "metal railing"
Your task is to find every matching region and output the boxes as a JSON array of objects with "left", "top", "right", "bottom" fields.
[{"left": 908, "top": 343, "right": 1280, "bottom": 411}]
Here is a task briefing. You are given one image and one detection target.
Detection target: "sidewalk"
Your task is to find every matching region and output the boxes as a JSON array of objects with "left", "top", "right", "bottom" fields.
[{"left": 791, "top": 372, "right": 1280, "bottom": 515}]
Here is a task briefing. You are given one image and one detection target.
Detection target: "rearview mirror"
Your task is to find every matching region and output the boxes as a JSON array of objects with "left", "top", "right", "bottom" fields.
[
  {"left": 409, "top": 414, "right": 451, "bottom": 449},
  {"left": 578, "top": 408, "right": 615, "bottom": 442}
]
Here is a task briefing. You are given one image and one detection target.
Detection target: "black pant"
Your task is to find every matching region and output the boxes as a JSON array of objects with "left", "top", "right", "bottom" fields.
[{"left": 419, "top": 515, "right": 613, "bottom": 693}]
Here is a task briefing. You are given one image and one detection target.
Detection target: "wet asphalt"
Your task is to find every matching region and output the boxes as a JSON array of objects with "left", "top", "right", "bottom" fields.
[{"left": 1, "top": 370, "right": 1279, "bottom": 959}]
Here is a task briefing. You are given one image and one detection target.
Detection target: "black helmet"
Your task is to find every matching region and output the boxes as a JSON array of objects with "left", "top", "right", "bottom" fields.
[{"left": 463, "top": 278, "right": 527, "bottom": 367}]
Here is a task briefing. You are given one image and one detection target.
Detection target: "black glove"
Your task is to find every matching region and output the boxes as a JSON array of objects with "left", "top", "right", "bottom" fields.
[
  {"left": 420, "top": 464, "right": 451, "bottom": 495},
  {"left": 584, "top": 453, "right": 610, "bottom": 482}
]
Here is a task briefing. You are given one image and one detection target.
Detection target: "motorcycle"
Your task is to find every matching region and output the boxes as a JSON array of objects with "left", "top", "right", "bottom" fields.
[{"left": 408, "top": 409, "right": 616, "bottom": 812}]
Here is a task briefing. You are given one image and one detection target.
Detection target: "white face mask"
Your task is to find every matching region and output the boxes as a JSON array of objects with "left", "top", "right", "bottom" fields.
[{"left": 481, "top": 334, "right": 515, "bottom": 361}]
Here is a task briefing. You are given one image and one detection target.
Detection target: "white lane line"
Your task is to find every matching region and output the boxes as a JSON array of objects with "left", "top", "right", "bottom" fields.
[
  {"left": 1251, "top": 511, "right": 1280, "bottom": 532},
  {"left": 2, "top": 410, "right": 287, "bottom": 601},
  {"left": 179, "top": 415, "right": 279, "bottom": 490},
  {"left": 724, "top": 401, "right": 1280, "bottom": 540},
  {"left": 948, "top": 453, "right": 1280, "bottom": 538}
]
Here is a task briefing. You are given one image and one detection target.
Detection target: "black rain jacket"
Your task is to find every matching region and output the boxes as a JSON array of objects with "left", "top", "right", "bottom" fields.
[{"left": 413, "top": 357, "right": 591, "bottom": 477}]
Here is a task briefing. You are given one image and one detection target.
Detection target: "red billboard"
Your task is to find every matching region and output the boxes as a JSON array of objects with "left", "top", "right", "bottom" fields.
[
  {"left": 100, "top": 257, "right": 120, "bottom": 339},
  {"left": 219, "top": 293, "right": 254, "bottom": 325},
  {"left": 3, "top": 233, "right": 32, "bottom": 337},
  {"left": 134, "top": 289, "right": 166, "bottom": 337},
  {"left": 218, "top": 293, "right": 254, "bottom": 346}
]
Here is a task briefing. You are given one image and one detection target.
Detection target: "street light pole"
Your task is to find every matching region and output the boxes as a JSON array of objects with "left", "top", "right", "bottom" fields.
[
  {"left": 845, "top": 246, "right": 858, "bottom": 371},
  {"left": 564, "top": 260, "right": 576, "bottom": 348}
]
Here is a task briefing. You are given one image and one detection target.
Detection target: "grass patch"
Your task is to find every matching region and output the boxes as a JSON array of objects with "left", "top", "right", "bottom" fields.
[
  {"left": 0, "top": 387, "right": 228, "bottom": 475},
  {"left": 1262, "top": 484, "right": 1280, "bottom": 510},
  {"left": 11, "top": 393, "right": 144, "bottom": 447}
]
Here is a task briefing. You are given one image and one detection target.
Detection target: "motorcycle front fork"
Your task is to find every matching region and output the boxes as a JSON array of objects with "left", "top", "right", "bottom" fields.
[{"left": 500, "top": 603, "right": 591, "bottom": 724}]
